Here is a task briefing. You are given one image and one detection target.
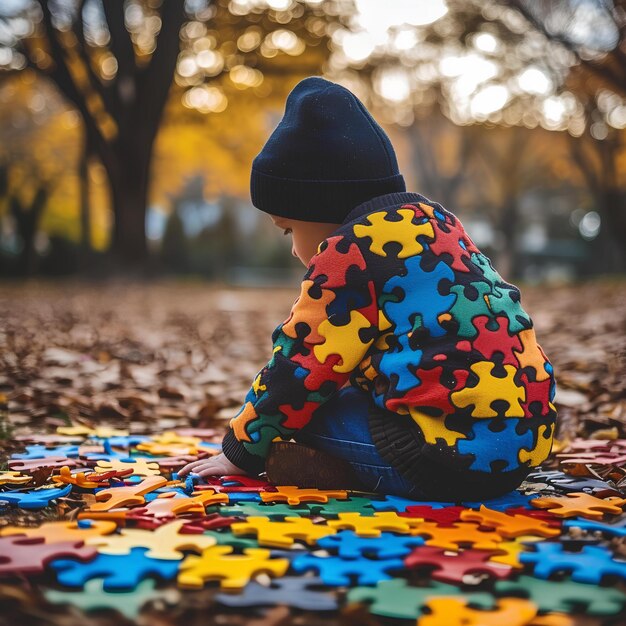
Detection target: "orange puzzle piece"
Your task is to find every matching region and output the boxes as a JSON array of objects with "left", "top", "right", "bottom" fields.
[
  {"left": 418, "top": 597, "right": 572, "bottom": 626},
  {"left": 87, "top": 475, "right": 167, "bottom": 512},
  {"left": 530, "top": 492, "right": 626, "bottom": 519},
  {"left": 0, "top": 519, "right": 117, "bottom": 543},
  {"left": 260, "top": 486, "right": 348, "bottom": 505},
  {"left": 409, "top": 522, "right": 502, "bottom": 551},
  {"left": 460, "top": 505, "right": 561, "bottom": 538}
]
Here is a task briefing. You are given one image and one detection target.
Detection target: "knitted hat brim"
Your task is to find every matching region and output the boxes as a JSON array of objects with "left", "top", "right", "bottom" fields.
[{"left": 250, "top": 166, "right": 406, "bottom": 223}]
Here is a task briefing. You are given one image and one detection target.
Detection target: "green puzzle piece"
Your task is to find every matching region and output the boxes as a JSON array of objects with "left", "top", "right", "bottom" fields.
[
  {"left": 308, "top": 497, "right": 380, "bottom": 517},
  {"left": 204, "top": 529, "right": 259, "bottom": 549},
  {"left": 494, "top": 575, "right": 626, "bottom": 616},
  {"left": 211, "top": 502, "right": 312, "bottom": 518},
  {"left": 346, "top": 578, "right": 494, "bottom": 619},
  {"left": 44, "top": 578, "right": 178, "bottom": 618}
]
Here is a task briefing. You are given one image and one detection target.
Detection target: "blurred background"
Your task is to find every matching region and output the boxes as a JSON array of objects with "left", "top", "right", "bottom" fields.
[{"left": 0, "top": 0, "right": 624, "bottom": 285}]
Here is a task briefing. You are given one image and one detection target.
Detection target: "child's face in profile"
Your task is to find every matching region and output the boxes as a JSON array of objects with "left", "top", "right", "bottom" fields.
[{"left": 269, "top": 214, "right": 341, "bottom": 267}]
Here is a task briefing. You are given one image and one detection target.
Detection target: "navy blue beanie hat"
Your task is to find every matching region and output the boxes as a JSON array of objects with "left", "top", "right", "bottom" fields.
[{"left": 250, "top": 76, "right": 406, "bottom": 224}]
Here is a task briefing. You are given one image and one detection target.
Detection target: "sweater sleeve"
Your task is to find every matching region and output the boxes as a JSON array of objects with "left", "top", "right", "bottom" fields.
[{"left": 221, "top": 234, "right": 379, "bottom": 475}]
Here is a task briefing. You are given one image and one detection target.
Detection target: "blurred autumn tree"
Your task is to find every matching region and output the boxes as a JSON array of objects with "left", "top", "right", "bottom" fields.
[
  {"left": 326, "top": 0, "right": 625, "bottom": 274},
  {"left": 0, "top": 0, "right": 346, "bottom": 266}
]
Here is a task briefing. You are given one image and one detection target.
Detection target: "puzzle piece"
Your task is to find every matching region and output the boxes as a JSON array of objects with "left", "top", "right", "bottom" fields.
[
  {"left": 94, "top": 458, "right": 161, "bottom": 477},
  {"left": 448, "top": 281, "right": 494, "bottom": 339},
  {"left": 44, "top": 578, "right": 174, "bottom": 619},
  {"left": 308, "top": 234, "right": 367, "bottom": 287},
  {"left": 308, "top": 497, "right": 380, "bottom": 517},
  {"left": 383, "top": 255, "right": 455, "bottom": 340},
  {"left": 400, "top": 506, "right": 465, "bottom": 525},
  {"left": 0, "top": 519, "right": 117, "bottom": 543},
  {"left": 418, "top": 597, "right": 568, "bottom": 626},
  {"left": 8, "top": 456, "right": 76, "bottom": 472},
  {"left": 314, "top": 310, "right": 375, "bottom": 373},
  {"left": 259, "top": 486, "right": 348, "bottom": 505},
  {"left": 87, "top": 475, "right": 167, "bottom": 512},
  {"left": 0, "top": 536, "right": 96, "bottom": 575},
  {"left": 50, "top": 547, "right": 180, "bottom": 591},
  {"left": 326, "top": 512, "right": 412, "bottom": 537},
  {"left": 0, "top": 484, "right": 71, "bottom": 509},
  {"left": 292, "top": 552, "right": 406, "bottom": 586},
  {"left": 353, "top": 208, "right": 435, "bottom": 258},
  {"left": 459, "top": 505, "right": 560, "bottom": 538},
  {"left": 519, "top": 542, "right": 626, "bottom": 583},
  {"left": 368, "top": 495, "right": 430, "bottom": 513},
  {"left": 487, "top": 535, "right": 544, "bottom": 568},
  {"left": 214, "top": 575, "right": 338, "bottom": 611},
  {"left": 463, "top": 490, "right": 536, "bottom": 511},
  {"left": 530, "top": 492, "right": 626, "bottom": 519},
  {"left": 457, "top": 419, "right": 533, "bottom": 472},
  {"left": 346, "top": 578, "right": 494, "bottom": 619},
  {"left": 451, "top": 361, "right": 526, "bottom": 418},
  {"left": 410, "top": 522, "right": 502, "bottom": 551},
  {"left": 12, "top": 444, "right": 80, "bottom": 459},
  {"left": 231, "top": 516, "right": 335, "bottom": 548},
  {"left": 177, "top": 546, "right": 289, "bottom": 590},
  {"left": 0, "top": 471, "right": 32, "bottom": 486},
  {"left": 563, "top": 518, "right": 626, "bottom": 538},
  {"left": 404, "top": 545, "right": 513, "bottom": 583},
  {"left": 212, "top": 501, "right": 310, "bottom": 519},
  {"left": 86, "top": 519, "right": 217, "bottom": 560},
  {"left": 317, "top": 531, "right": 424, "bottom": 559},
  {"left": 52, "top": 466, "right": 107, "bottom": 489},
  {"left": 494, "top": 574, "right": 626, "bottom": 615}
]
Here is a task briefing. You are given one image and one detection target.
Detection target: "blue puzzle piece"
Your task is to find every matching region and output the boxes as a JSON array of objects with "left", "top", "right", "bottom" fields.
[
  {"left": 222, "top": 491, "right": 261, "bottom": 503},
  {"left": 50, "top": 547, "right": 180, "bottom": 591},
  {"left": 457, "top": 420, "right": 532, "bottom": 473},
  {"left": 519, "top": 542, "right": 626, "bottom": 584},
  {"left": 369, "top": 495, "right": 454, "bottom": 512},
  {"left": 1, "top": 484, "right": 72, "bottom": 509},
  {"left": 215, "top": 576, "right": 338, "bottom": 611},
  {"left": 377, "top": 334, "right": 423, "bottom": 394},
  {"left": 462, "top": 490, "right": 535, "bottom": 511},
  {"left": 383, "top": 256, "right": 455, "bottom": 338},
  {"left": 563, "top": 520, "right": 626, "bottom": 538},
  {"left": 12, "top": 445, "right": 79, "bottom": 459},
  {"left": 101, "top": 436, "right": 149, "bottom": 447},
  {"left": 291, "top": 553, "right": 405, "bottom": 586},
  {"left": 317, "top": 531, "right": 424, "bottom": 559}
]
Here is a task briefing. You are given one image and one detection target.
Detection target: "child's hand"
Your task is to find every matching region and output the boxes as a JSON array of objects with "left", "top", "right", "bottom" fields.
[{"left": 178, "top": 452, "right": 249, "bottom": 478}]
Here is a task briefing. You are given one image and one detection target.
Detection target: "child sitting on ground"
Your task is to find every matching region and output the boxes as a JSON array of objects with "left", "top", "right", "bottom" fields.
[{"left": 179, "top": 76, "right": 557, "bottom": 501}]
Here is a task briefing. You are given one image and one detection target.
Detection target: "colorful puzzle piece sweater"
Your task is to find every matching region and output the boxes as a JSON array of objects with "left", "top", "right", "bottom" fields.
[{"left": 222, "top": 191, "right": 557, "bottom": 499}]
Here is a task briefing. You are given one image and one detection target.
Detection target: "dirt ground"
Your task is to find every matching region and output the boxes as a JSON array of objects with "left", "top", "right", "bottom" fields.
[
  {"left": 0, "top": 278, "right": 625, "bottom": 626},
  {"left": 1, "top": 277, "right": 624, "bottom": 443}
]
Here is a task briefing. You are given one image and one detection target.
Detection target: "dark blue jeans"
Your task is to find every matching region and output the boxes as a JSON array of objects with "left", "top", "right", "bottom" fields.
[{"left": 293, "top": 385, "right": 421, "bottom": 498}]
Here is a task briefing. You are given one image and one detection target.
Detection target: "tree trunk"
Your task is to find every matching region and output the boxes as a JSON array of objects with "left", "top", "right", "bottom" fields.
[{"left": 79, "top": 132, "right": 93, "bottom": 267}]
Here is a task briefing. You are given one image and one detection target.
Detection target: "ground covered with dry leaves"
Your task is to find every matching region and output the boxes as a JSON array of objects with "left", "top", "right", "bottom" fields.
[{"left": 0, "top": 278, "right": 625, "bottom": 626}]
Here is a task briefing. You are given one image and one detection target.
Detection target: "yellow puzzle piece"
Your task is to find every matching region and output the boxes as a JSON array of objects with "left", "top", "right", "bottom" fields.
[
  {"left": 231, "top": 516, "right": 336, "bottom": 548},
  {"left": 315, "top": 310, "right": 375, "bottom": 373},
  {"left": 353, "top": 208, "right": 435, "bottom": 258},
  {"left": 177, "top": 546, "right": 289, "bottom": 590},
  {"left": 450, "top": 361, "right": 526, "bottom": 418},
  {"left": 327, "top": 512, "right": 412, "bottom": 537},
  {"left": 86, "top": 519, "right": 217, "bottom": 560}
]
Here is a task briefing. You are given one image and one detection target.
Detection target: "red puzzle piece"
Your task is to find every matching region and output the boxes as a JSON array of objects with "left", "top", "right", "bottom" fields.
[
  {"left": 0, "top": 536, "right": 96, "bottom": 575},
  {"left": 399, "top": 506, "right": 466, "bottom": 526},
  {"left": 404, "top": 545, "right": 512, "bottom": 584}
]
